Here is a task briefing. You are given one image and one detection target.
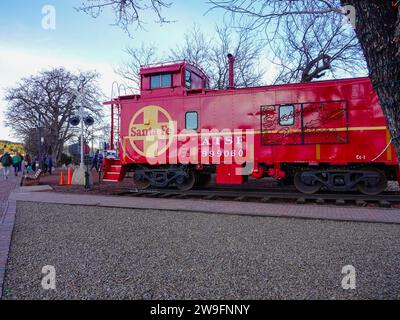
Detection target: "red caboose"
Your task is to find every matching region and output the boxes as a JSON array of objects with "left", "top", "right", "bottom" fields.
[{"left": 103, "top": 56, "right": 399, "bottom": 195}]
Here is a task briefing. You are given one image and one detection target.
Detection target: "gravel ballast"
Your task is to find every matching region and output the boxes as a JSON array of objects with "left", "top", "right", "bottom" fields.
[{"left": 2, "top": 201, "right": 400, "bottom": 300}]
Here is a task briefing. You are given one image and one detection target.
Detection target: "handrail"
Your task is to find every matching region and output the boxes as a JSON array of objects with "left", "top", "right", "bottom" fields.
[
  {"left": 140, "top": 60, "right": 186, "bottom": 68},
  {"left": 140, "top": 60, "right": 210, "bottom": 84}
]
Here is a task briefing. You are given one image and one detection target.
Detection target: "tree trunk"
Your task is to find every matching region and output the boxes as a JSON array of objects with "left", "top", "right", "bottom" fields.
[
  {"left": 55, "top": 143, "right": 63, "bottom": 166},
  {"left": 341, "top": 1, "right": 400, "bottom": 163}
]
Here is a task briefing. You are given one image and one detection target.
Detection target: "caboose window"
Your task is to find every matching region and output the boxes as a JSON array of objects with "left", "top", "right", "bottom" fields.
[
  {"left": 161, "top": 74, "right": 172, "bottom": 87},
  {"left": 185, "top": 70, "right": 192, "bottom": 89},
  {"left": 185, "top": 112, "right": 198, "bottom": 130},
  {"left": 150, "top": 73, "right": 172, "bottom": 89},
  {"left": 279, "top": 105, "right": 295, "bottom": 126}
]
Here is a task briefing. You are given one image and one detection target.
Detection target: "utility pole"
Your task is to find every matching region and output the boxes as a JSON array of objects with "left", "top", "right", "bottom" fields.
[{"left": 79, "top": 106, "right": 85, "bottom": 169}]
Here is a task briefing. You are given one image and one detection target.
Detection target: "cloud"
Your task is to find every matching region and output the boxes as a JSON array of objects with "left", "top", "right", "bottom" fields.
[{"left": 0, "top": 46, "right": 125, "bottom": 141}]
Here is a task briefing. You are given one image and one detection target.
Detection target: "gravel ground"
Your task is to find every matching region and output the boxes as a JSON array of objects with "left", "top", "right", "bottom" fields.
[{"left": 2, "top": 202, "right": 400, "bottom": 300}]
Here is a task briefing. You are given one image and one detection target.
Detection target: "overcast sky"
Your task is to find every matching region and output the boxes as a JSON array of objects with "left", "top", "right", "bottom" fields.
[{"left": 0, "top": 0, "right": 224, "bottom": 141}]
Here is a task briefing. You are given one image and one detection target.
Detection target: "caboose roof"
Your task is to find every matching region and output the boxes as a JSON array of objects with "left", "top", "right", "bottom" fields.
[
  {"left": 139, "top": 61, "right": 184, "bottom": 76},
  {"left": 103, "top": 76, "right": 371, "bottom": 105},
  {"left": 139, "top": 60, "right": 208, "bottom": 79}
]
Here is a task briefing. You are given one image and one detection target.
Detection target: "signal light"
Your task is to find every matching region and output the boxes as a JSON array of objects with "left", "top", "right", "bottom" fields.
[
  {"left": 69, "top": 115, "right": 80, "bottom": 126},
  {"left": 69, "top": 115, "right": 95, "bottom": 127},
  {"left": 83, "top": 116, "right": 94, "bottom": 126}
]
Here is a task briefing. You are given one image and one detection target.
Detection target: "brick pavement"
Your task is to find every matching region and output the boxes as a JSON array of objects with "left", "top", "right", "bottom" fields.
[
  {"left": 10, "top": 189, "right": 400, "bottom": 225},
  {"left": 0, "top": 174, "right": 19, "bottom": 298}
]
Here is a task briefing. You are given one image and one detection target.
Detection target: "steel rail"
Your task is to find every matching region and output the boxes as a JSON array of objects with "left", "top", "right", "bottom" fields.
[{"left": 115, "top": 187, "right": 400, "bottom": 208}]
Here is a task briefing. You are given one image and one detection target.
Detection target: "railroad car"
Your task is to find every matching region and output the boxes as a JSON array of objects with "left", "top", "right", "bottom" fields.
[{"left": 103, "top": 55, "right": 399, "bottom": 195}]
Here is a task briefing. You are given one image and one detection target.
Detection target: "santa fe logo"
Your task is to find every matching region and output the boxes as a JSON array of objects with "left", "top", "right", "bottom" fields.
[{"left": 128, "top": 105, "right": 175, "bottom": 158}]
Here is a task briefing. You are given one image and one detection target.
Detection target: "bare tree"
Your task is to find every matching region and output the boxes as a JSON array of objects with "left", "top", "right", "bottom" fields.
[
  {"left": 85, "top": 120, "right": 111, "bottom": 151},
  {"left": 271, "top": 13, "right": 366, "bottom": 84},
  {"left": 117, "top": 24, "right": 265, "bottom": 90},
  {"left": 209, "top": 0, "right": 400, "bottom": 164},
  {"left": 77, "top": 0, "right": 172, "bottom": 36},
  {"left": 115, "top": 43, "right": 159, "bottom": 91},
  {"left": 4, "top": 68, "right": 103, "bottom": 163},
  {"left": 215, "top": 24, "right": 265, "bottom": 88},
  {"left": 171, "top": 24, "right": 266, "bottom": 89},
  {"left": 169, "top": 24, "right": 211, "bottom": 72}
]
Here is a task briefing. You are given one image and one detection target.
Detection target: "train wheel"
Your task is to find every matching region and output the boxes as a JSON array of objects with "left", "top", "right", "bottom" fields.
[
  {"left": 357, "top": 167, "right": 387, "bottom": 195},
  {"left": 294, "top": 171, "right": 322, "bottom": 194},
  {"left": 176, "top": 171, "right": 196, "bottom": 191},
  {"left": 195, "top": 173, "right": 212, "bottom": 187}
]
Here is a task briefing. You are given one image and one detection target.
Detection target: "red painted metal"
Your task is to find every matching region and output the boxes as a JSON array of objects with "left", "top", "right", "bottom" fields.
[
  {"left": 104, "top": 61, "right": 399, "bottom": 186},
  {"left": 251, "top": 166, "right": 265, "bottom": 179},
  {"left": 216, "top": 164, "right": 243, "bottom": 184}
]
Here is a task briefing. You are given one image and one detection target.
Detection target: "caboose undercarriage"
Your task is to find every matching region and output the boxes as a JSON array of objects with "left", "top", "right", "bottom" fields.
[
  {"left": 291, "top": 166, "right": 389, "bottom": 195},
  {"left": 118, "top": 162, "right": 395, "bottom": 195},
  {"left": 131, "top": 164, "right": 200, "bottom": 191}
]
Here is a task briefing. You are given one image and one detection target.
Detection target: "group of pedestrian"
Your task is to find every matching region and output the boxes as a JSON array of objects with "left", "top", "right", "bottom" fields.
[
  {"left": 0, "top": 146, "right": 55, "bottom": 180},
  {"left": 1, "top": 146, "right": 105, "bottom": 181},
  {"left": 24, "top": 154, "right": 53, "bottom": 175},
  {"left": 0, "top": 146, "right": 24, "bottom": 180},
  {"left": 23, "top": 154, "right": 39, "bottom": 174}
]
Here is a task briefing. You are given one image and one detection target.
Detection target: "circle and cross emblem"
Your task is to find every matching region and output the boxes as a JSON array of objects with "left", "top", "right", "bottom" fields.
[{"left": 128, "top": 105, "right": 175, "bottom": 158}]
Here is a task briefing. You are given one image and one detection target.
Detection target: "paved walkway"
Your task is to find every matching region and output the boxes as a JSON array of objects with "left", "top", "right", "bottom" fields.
[
  {"left": 0, "top": 174, "right": 19, "bottom": 297},
  {"left": 10, "top": 189, "right": 400, "bottom": 224}
]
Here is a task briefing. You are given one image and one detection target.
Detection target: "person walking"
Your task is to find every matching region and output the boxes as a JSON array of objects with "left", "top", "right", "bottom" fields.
[
  {"left": 32, "top": 156, "right": 37, "bottom": 172},
  {"left": 16, "top": 152, "right": 23, "bottom": 173},
  {"left": 42, "top": 155, "right": 48, "bottom": 174},
  {"left": 0, "top": 150, "right": 12, "bottom": 180},
  {"left": 46, "top": 155, "right": 53, "bottom": 175},
  {"left": 90, "top": 149, "right": 100, "bottom": 172},
  {"left": 12, "top": 152, "right": 22, "bottom": 177},
  {"left": 24, "top": 154, "right": 32, "bottom": 173},
  {"left": 0, "top": 152, "right": 3, "bottom": 178}
]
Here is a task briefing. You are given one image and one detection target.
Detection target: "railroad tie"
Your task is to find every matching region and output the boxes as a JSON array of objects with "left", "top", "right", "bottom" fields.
[
  {"left": 158, "top": 193, "right": 174, "bottom": 198},
  {"left": 355, "top": 200, "right": 367, "bottom": 207},
  {"left": 379, "top": 200, "right": 391, "bottom": 208},
  {"left": 174, "top": 194, "right": 188, "bottom": 199},
  {"left": 260, "top": 197, "right": 271, "bottom": 203},
  {"left": 335, "top": 199, "right": 346, "bottom": 206},
  {"left": 296, "top": 198, "right": 306, "bottom": 204}
]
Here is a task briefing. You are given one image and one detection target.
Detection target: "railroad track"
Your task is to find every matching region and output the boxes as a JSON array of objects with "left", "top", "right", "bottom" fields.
[{"left": 115, "top": 187, "right": 400, "bottom": 209}]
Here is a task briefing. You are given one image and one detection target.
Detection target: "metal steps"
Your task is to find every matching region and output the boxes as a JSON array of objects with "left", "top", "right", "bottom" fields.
[{"left": 102, "top": 159, "right": 124, "bottom": 182}]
